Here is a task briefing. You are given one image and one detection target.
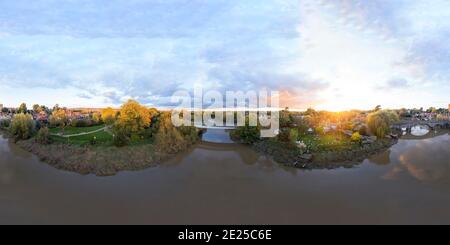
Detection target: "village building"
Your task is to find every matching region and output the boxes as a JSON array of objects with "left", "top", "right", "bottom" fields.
[{"left": 32, "top": 111, "right": 49, "bottom": 123}]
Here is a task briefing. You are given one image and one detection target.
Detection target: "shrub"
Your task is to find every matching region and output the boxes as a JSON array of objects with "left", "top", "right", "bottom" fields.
[
  {"left": 315, "top": 126, "right": 324, "bottom": 135},
  {"left": 276, "top": 128, "right": 289, "bottom": 142},
  {"left": 70, "top": 119, "right": 92, "bottom": 127},
  {"left": 231, "top": 124, "right": 260, "bottom": 144},
  {"left": 177, "top": 125, "right": 200, "bottom": 144},
  {"left": 154, "top": 112, "right": 188, "bottom": 153},
  {"left": 0, "top": 119, "right": 11, "bottom": 129},
  {"left": 36, "top": 127, "right": 50, "bottom": 144},
  {"left": 112, "top": 123, "right": 130, "bottom": 147},
  {"left": 351, "top": 132, "right": 362, "bottom": 142},
  {"left": 297, "top": 124, "right": 309, "bottom": 136},
  {"left": 70, "top": 119, "right": 79, "bottom": 127},
  {"left": 10, "top": 114, "right": 35, "bottom": 140},
  {"left": 358, "top": 125, "right": 368, "bottom": 136},
  {"left": 288, "top": 128, "right": 299, "bottom": 145}
]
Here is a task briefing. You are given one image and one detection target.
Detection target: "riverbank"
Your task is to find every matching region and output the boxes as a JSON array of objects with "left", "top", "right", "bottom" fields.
[
  {"left": 0, "top": 129, "right": 195, "bottom": 176},
  {"left": 250, "top": 137, "right": 398, "bottom": 169}
]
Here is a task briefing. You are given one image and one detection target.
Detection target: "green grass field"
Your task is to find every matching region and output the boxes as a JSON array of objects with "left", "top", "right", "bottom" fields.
[
  {"left": 49, "top": 124, "right": 105, "bottom": 135},
  {"left": 50, "top": 130, "right": 113, "bottom": 146},
  {"left": 299, "top": 133, "right": 356, "bottom": 152}
]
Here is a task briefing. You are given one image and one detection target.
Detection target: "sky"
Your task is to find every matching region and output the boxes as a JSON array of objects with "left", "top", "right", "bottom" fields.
[{"left": 0, "top": 0, "right": 449, "bottom": 111}]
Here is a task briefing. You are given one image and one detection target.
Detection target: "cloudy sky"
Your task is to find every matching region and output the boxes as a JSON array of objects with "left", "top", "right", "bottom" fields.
[{"left": 0, "top": 0, "right": 449, "bottom": 110}]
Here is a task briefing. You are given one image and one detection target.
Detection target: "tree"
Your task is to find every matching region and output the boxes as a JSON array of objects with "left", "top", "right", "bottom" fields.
[
  {"left": 10, "top": 114, "right": 35, "bottom": 140},
  {"left": 427, "top": 107, "right": 437, "bottom": 113},
  {"left": 230, "top": 117, "right": 261, "bottom": 144},
  {"left": 50, "top": 109, "right": 67, "bottom": 132},
  {"left": 154, "top": 112, "right": 188, "bottom": 153},
  {"left": 112, "top": 123, "right": 130, "bottom": 147},
  {"left": 304, "top": 108, "right": 317, "bottom": 116},
  {"left": 18, "top": 103, "right": 27, "bottom": 114},
  {"left": 373, "top": 105, "right": 382, "bottom": 112},
  {"left": 92, "top": 112, "right": 102, "bottom": 125},
  {"left": 52, "top": 104, "right": 60, "bottom": 112},
  {"left": 116, "top": 100, "right": 151, "bottom": 134},
  {"left": 367, "top": 110, "right": 399, "bottom": 138},
  {"left": 279, "top": 109, "right": 292, "bottom": 127},
  {"left": 36, "top": 127, "right": 50, "bottom": 144},
  {"left": 101, "top": 107, "right": 117, "bottom": 125},
  {"left": 32, "top": 104, "right": 42, "bottom": 113}
]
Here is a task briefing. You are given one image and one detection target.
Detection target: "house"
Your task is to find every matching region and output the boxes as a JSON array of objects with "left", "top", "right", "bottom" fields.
[
  {"left": 33, "top": 111, "right": 49, "bottom": 123},
  {"left": 65, "top": 110, "right": 85, "bottom": 119},
  {"left": 0, "top": 104, "right": 3, "bottom": 111}
]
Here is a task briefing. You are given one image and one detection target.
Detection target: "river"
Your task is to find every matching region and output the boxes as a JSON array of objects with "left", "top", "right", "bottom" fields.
[{"left": 1, "top": 130, "right": 450, "bottom": 224}]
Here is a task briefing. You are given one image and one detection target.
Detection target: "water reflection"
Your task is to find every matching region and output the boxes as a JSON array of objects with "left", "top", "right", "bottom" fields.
[
  {"left": 1, "top": 130, "right": 450, "bottom": 224},
  {"left": 201, "top": 129, "right": 234, "bottom": 143},
  {"left": 369, "top": 150, "right": 391, "bottom": 165},
  {"left": 410, "top": 125, "right": 430, "bottom": 136},
  {"left": 369, "top": 132, "right": 450, "bottom": 184},
  {"left": 386, "top": 135, "right": 450, "bottom": 182}
]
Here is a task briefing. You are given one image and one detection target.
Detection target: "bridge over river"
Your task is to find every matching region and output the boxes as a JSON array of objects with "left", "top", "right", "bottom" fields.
[{"left": 392, "top": 120, "right": 450, "bottom": 131}]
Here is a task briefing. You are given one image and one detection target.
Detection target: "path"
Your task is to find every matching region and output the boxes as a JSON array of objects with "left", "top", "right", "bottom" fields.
[{"left": 50, "top": 126, "right": 107, "bottom": 138}]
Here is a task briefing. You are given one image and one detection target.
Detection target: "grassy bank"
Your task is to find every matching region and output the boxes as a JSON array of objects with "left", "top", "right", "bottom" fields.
[
  {"left": 49, "top": 124, "right": 105, "bottom": 135},
  {"left": 50, "top": 130, "right": 113, "bottom": 145},
  {"left": 251, "top": 136, "right": 397, "bottom": 169},
  {"left": 15, "top": 137, "right": 169, "bottom": 176}
]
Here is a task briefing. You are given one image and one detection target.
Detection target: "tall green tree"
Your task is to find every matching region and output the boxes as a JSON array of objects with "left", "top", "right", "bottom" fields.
[
  {"left": 18, "top": 103, "right": 27, "bottom": 114},
  {"left": 367, "top": 110, "right": 399, "bottom": 138},
  {"left": 10, "top": 114, "right": 35, "bottom": 140}
]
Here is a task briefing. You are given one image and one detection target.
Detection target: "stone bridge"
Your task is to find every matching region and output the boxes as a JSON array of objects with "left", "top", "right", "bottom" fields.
[
  {"left": 392, "top": 120, "right": 450, "bottom": 131},
  {"left": 193, "top": 124, "right": 237, "bottom": 130}
]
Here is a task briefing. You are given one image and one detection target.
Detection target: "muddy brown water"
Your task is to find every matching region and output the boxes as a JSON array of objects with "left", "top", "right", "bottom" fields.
[{"left": 1, "top": 130, "right": 450, "bottom": 224}]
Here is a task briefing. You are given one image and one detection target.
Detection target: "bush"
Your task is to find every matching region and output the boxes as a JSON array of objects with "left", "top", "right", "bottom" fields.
[
  {"left": 70, "top": 119, "right": 92, "bottom": 127},
  {"left": 70, "top": 119, "right": 78, "bottom": 127},
  {"left": 36, "top": 127, "right": 50, "bottom": 144},
  {"left": 10, "top": 114, "right": 35, "bottom": 140},
  {"left": 297, "top": 124, "right": 309, "bottom": 136},
  {"left": 231, "top": 123, "right": 260, "bottom": 144},
  {"left": 367, "top": 110, "right": 399, "bottom": 138},
  {"left": 315, "top": 126, "right": 324, "bottom": 135},
  {"left": 351, "top": 132, "right": 362, "bottom": 143},
  {"left": 177, "top": 125, "right": 200, "bottom": 144},
  {"left": 154, "top": 112, "right": 188, "bottom": 153},
  {"left": 112, "top": 124, "right": 130, "bottom": 147},
  {"left": 358, "top": 125, "right": 368, "bottom": 136},
  {"left": 288, "top": 128, "right": 299, "bottom": 145},
  {"left": 0, "top": 119, "right": 11, "bottom": 129}
]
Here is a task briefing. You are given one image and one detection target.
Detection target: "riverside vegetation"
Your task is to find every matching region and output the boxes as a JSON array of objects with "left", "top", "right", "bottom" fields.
[
  {"left": 230, "top": 107, "right": 402, "bottom": 169},
  {"left": 1, "top": 103, "right": 448, "bottom": 174},
  {"left": 0, "top": 100, "right": 201, "bottom": 176}
]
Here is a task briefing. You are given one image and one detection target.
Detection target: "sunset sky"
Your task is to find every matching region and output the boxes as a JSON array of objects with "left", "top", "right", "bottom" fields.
[{"left": 0, "top": 0, "right": 449, "bottom": 110}]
